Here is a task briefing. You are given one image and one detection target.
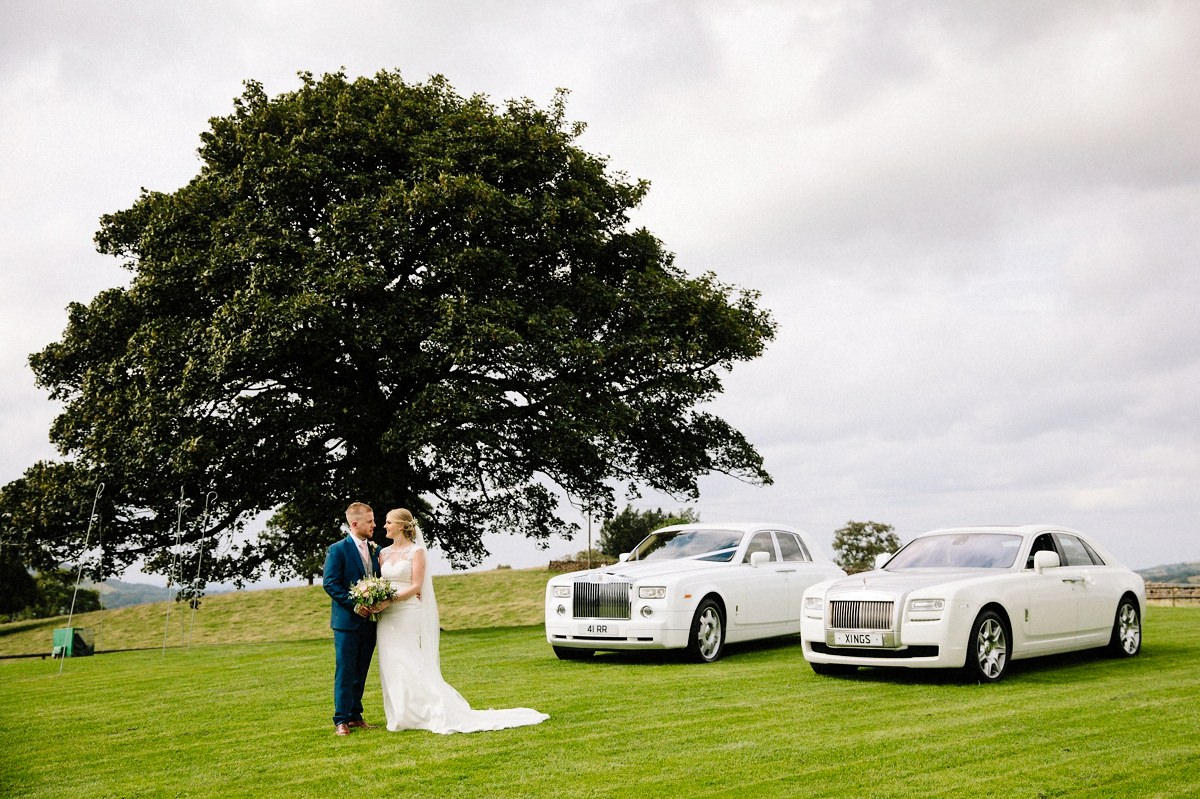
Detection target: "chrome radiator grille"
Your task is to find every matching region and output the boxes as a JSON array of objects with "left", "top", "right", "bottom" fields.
[
  {"left": 829, "top": 600, "right": 894, "bottom": 630},
  {"left": 573, "top": 581, "right": 631, "bottom": 619}
]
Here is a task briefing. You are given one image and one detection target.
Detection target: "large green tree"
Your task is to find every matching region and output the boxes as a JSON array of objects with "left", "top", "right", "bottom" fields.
[{"left": 2, "top": 70, "right": 775, "bottom": 586}]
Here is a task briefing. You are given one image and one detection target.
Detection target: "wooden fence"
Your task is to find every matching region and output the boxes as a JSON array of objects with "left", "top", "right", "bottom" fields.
[{"left": 1146, "top": 583, "right": 1200, "bottom": 606}]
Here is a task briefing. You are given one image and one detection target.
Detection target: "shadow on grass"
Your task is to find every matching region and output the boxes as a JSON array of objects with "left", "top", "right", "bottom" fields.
[
  {"left": 547, "top": 633, "right": 807, "bottom": 666},
  {"left": 0, "top": 619, "right": 53, "bottom": 639},
  {"left": 447, "top": 623, "right": 545, "bottom": 636},
  {"left": 803, "top": 646, "right": 1147, "bottom": 686}
]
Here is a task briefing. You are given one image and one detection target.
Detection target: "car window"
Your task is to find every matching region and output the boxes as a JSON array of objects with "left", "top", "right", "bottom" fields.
[
  {"left": 776, "top": 532, "right": 812, "bottom": 562},
  {"left": 1078, "top": 538, "right": 1106, "bottom": 566},
  {"left": 1055, "top": 533, "right": 1102, "bottom": 566},
  {"left": 1025, "top": 533, "right": 1060, "bottom": 569},
  {"left": 632, "top": 529, "right": 743, "bottom": 562},
  {"left": 888, "top": 533, "right": 1021, "bottom": 569},
  {"left": 742, "top": 531, "right": 777, "bottom": 563}
]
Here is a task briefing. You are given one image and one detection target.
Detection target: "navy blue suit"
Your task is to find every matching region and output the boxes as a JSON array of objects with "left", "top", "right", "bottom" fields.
[{"left": 323, "top": 535, "right": 380, "bottom": 726}]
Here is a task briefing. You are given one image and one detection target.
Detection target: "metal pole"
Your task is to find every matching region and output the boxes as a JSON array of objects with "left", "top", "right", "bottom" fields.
[
  {"left": 162, "top": 487, "right": 189, "bottom": 657},
  {"left": 58, "top": 483, "right": 104, "bottom": 675},
  {"left": 94, "top": 515, "right": 105, "bottom": 653},
  {"left": 186, "top": 490, "right": 217, "bottom": 651}
]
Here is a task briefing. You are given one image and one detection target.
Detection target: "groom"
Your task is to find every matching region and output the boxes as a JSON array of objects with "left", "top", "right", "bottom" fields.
[{"left": 323, "top": 501, "right": 381, "bottom": 736}]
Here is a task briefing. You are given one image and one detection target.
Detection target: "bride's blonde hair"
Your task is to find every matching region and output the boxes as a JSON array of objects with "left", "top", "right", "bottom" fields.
[{"left": 387, "top": 508, "right": 418, "bottom": 543}]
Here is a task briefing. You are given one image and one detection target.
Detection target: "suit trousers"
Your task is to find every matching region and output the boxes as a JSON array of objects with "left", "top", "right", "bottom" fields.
[{"left": 332, "top": 624, "right": 377, "bottom": 725}]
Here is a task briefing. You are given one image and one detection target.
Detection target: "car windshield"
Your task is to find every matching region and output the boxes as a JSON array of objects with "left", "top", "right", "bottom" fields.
[
  {"left": 886, "top": 533, "right": 1022, "bottom": 570},
  {"left": 629, "top": 529, "right": 744, "bottom": 562}
]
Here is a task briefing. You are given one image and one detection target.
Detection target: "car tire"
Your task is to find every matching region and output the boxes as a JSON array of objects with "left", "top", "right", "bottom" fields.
[
  {"left": 687, "top": 598, "right": 725, "bottom": 663},
  {"left": 552, "top": 645, "right": 594, "bottom": 660},
  {"left": 809, "top": 662, "right": 857, "bottom": 677},
  {"left": 1107, "top": 595, "right": 1142, "bottom": 657},
  {"left": 965, "top": 609, "right": 1010, "bottom": 683}
]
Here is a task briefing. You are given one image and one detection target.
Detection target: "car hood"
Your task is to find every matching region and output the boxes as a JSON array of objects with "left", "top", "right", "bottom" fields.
[
  {"left": 559, "top": 558, "right": 728, "bottom": 582},
  {"left": 821, "top": 568, "right": 1004, "bottom": 597}
]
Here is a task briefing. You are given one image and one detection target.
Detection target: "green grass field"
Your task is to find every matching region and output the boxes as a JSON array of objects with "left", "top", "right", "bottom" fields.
[{"left": 2, "top": 572, "right": 1198, "bottom": 798}]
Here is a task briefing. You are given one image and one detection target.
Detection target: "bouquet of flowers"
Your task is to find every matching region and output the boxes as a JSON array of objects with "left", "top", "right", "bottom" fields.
[{"left": 349, "top": 576, "right": 396, "bottom": 621}]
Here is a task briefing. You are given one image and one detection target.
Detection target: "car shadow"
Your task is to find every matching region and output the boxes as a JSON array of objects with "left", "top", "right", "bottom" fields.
[
  {"left": 582, "top": 634, "right": 805, "bottom": 666},
  {"left": 812, "top": 646, "right": 1133, "bottom": 685}
]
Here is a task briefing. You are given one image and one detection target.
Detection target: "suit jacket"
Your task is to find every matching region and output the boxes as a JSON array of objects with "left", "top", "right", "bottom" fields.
[{"left": 323, "top": 534, "right": 380, "bottom": 631}]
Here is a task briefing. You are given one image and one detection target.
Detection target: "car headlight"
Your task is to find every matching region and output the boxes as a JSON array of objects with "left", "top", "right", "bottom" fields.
[
  {"left": 804, "top": 596, "right": 824, "bottom": 611},
  {"left": 909, "top": 598, "right": 945, "bottom": 612},
  {"left": 638, "top": 586, "right": 666, "bottom": 599},
  {"left": 552, "top": 586, "right": 571, "bottom": 598}
]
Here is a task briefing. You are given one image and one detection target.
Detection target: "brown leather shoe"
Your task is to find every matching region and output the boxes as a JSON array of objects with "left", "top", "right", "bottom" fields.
[
  {"left": 347, "top": 720, "right": 377, "bottom": 729},
  {"left": 335, "top": 723, "right": 351, "bottom": 736}
]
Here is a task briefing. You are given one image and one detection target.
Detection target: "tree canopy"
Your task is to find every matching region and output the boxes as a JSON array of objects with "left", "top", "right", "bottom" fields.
[
  {"left": 2, "top": 70, "right": 775, "bottom": 586},
  {"left": 831, "top": 521, "right": 901, "bottom": 574}
]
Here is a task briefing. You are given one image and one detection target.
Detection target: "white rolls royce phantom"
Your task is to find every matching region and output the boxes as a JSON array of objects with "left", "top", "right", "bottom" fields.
[{"left": 545, "top": 522, "right": 845, "bottom": 662}]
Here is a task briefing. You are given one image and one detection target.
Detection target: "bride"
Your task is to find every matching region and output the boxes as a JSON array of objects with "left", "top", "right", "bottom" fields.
[{"left": 374, "top": 508, "right": 549, "bottom": 734}]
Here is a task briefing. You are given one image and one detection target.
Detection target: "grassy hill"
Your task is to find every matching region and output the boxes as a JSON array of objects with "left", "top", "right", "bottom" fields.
[
  {"left": 88, "top": 576, "right": 212, "bottom": 609},
  {"left": 0, "top": 566, "right": 550, "bottom": 658},
  {"left": 1138, "top": 561, "right": 1200, "bottom": 584}
]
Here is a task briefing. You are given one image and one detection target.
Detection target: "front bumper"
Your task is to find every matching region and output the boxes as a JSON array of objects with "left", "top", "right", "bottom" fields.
[
  {"left": 545, "top": 608, "right": 693, "bottom": 651},
  {"left": 800, "top": 615, "right": 967, "bottom": 669}
]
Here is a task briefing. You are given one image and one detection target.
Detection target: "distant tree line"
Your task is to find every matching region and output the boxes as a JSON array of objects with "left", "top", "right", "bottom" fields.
[{"left": 1137, "top": 562, "right": 1200, "bottom": 583}]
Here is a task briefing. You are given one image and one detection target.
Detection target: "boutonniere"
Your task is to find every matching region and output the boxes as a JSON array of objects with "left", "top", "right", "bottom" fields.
[{"left": 368, "top": 541, "right": 379, "bottom": 552}]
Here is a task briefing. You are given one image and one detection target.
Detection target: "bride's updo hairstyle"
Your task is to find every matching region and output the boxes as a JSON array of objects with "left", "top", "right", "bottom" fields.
[{"left": 387, "top": 508, "right": 418, "bottom": 543}]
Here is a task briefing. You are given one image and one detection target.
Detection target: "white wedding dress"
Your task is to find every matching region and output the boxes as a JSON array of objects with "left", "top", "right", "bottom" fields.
[{"left": 376, "top": 544, "right": 549, "bottom": 734}]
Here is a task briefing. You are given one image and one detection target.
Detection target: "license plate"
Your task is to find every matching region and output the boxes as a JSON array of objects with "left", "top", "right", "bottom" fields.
[
  {"left": 576, "top": 622, "right": 620, "bottom": 637},
  {"left": 835, "top": 631, "right": 883, "bottom": 647}
]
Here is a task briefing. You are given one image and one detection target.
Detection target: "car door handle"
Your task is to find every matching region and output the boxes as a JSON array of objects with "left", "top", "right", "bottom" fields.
[
  {"left": 1061, "top": 577, "right": 1085, "bottom": 584},
  {"left": 778, "top": 568, "right": 797, "bottom": 573}
]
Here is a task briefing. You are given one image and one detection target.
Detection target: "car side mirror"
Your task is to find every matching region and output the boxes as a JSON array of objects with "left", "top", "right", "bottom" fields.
[
  {"left": 1033, "top": 550, "right": 1061, "bottom": 573},
  {"left": 873, "top": 552, "right": 893, "bottom": 571},
  {"left": 749, "top": 551, "right": 770, "bottom": 567},
  {"left": 618, "top": 552, "right": 630, "bottom": 563}
]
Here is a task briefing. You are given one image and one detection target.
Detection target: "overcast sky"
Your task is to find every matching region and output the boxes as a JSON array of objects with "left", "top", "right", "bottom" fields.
[{"left": 2, "top": 1, "right": 1198, "bottom": 580}]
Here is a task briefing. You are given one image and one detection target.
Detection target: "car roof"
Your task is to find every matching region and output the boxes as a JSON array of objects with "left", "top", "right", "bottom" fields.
[
  {"left": 907, "top": 524, "right": 1127, "bottom": 568},
  {"left": 917, "top": 524, "right": 1080, "bottom": 539},
  {"left": 653, "top": 521, "right": 804, "bottom": 534}
]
